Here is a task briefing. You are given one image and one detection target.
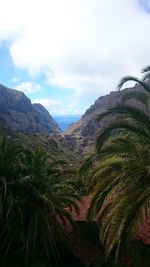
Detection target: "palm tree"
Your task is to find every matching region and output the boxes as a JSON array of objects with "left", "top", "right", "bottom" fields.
[
  {"left": 0, "top": 137, "right": 23, "bottom": 265},
  {"left": 87, "top": 66, "right": 150, "bottom": 261},
  {"left": 0, "top": 137, "right": 79, "bottom": 267}
]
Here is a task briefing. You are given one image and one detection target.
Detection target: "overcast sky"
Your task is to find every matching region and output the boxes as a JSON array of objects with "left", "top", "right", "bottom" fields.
[{"left": 0, "top": 0, "right": 150, "bottom": 115}]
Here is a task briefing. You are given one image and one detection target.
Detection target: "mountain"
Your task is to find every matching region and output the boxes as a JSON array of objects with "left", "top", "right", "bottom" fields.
[
  {"left": 0, "top": 84, "right": 61, "bottom": 134},
  {"left": 62, "top": 85, "right": 139, "bottom": 154}
]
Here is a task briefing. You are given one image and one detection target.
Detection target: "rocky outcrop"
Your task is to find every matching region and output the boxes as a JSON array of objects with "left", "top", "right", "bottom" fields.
[
  {"left": 63, "top": 86, "right": 139, "bottom": 154},
  {"left": 32, "top": 103, "right": 61, "bottom": 133},
  {"left": 0, "top": 83, "right": 61, "bottom": 134}
]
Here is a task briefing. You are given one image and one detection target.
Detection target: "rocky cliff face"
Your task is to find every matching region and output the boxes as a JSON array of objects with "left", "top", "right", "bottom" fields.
[
  {"left": 0, "top": 84, "right": 61, "bottom": 134},
  {"left": 63, "top": 86, "right": 137, "bottom": 154}
]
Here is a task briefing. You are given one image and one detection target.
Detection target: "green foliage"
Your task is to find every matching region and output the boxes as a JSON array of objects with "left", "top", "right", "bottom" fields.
[
  {"left": 0, "top": 136, "right": 80, "bottom": 267},
  {"left": 86, "top": 66, "right": 150, "bottom": 261},
  {"left": 92, "top": 241, "right": 150, "bottom": 267}
]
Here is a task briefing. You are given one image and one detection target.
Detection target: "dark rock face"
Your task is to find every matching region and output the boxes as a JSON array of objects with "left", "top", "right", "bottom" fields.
[
  {"left": 32, "top": 103, "right": 61, "bottom": 133},
  {"left": 0, "top": 84, "right": 61, "bottom": 134},
  {"left": 63, "top": 87, "right": 135, "bottom": 154}
]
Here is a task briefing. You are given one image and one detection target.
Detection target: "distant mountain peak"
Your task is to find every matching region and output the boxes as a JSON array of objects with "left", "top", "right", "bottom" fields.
[
  {"left": 63, "top": 87, "right": 135, "bottom": 154},
  {"left": 0, "top": 83, "right": 61, "bottom": 134}
]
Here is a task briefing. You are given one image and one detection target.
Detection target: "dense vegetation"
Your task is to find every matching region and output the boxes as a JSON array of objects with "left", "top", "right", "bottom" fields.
[
  {"left": 84, "top": 66, "right": 150, "bottom": 263},
  {"left": 1, "top": 67, "right": 150, "bottom": 267},
  {"left": 0, "top": 136, "right": 81, "bottom": 267}
]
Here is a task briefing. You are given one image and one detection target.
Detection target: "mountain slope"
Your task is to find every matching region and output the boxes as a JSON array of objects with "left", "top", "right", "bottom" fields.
[
  {"left": 63, "top": 85, "right": 139, "bottom": 154},
  {"left": 0, "top": 84, "right": 61, "bottom": 134}
]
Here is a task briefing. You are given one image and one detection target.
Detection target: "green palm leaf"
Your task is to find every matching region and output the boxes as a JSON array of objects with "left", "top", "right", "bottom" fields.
[{"left": 117, "top": 75, "right": 150, "bottom": 93}]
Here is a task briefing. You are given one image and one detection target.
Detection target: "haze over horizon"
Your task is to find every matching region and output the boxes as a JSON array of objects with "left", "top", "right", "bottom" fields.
[{"left": 0, "top": 0, "right": 150, "bottom": 116}]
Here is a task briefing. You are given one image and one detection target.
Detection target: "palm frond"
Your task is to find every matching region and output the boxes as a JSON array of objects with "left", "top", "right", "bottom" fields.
[
  {"left": 97, "top": 104, "right": 150, "bottom": 129},
  {"left": 142, "top": 65, "right": 150, "bottom": 73},
  {"left": 142, "top": 72, "right": 150, "bottom": 81},
  {"left": 121, "top": 91, "right": 149, "bottom": 107},
  {"left": 117, "top": 76, "right": 150, "bottom": 93},
  {"left": 96, "top": 119, "right": 149, "bottom": 152}
]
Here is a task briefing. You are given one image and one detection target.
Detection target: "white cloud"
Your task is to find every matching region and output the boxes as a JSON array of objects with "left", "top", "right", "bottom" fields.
[
  {"left": 15, "top": 82, "right": 42, "bottom": 94},
  {"left": 32, "top": 98, "right": 61, "bottom": 108},
  {"left": 12, "top": 77, "right": 20, "bottom": 83},
  {"left": 1, "top": 0, "right": 150, "bottom": 106},
  {"left": 32, "top": 98, "right": 83, "bottom": 115}
]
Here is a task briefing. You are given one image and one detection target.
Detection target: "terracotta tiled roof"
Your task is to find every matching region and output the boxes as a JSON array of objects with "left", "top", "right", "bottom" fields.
[
  {"left": 61, "top": 195, "right": 150, "bottom": 266},
  {"left": 67, "top": 229, "right": 100, "bottom": 267},
  {"left": 60, "top": 195, "right": 100, "bottom": 266}
]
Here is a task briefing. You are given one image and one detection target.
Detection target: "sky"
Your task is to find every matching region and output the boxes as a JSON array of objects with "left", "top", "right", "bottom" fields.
[{"left": 0, "top": 0, "right": 150, "bottom": 116}]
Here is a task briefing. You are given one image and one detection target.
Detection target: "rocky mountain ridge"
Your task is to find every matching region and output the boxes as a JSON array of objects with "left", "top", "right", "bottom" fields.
[
  {"left": 0, "top": 82, "right": 141, "bottom": 155},
  {"left": 0, "top": 84, "right": 61, "bottom": 134},
  {"left": 62, "top": 85, "right": 139, "bottom": 154}
]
